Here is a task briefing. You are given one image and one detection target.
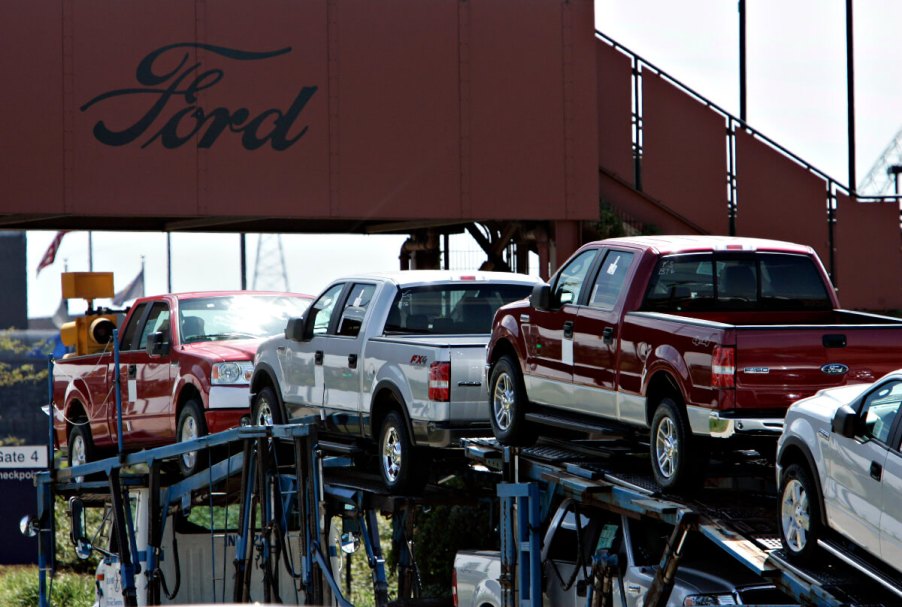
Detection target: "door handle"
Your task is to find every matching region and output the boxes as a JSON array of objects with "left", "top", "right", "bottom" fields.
[
  {"left": 348, "top": 354, "right": 358, "bottom": 369},
  {"left": 127, "top": 364, "right": 137, "bottom": 379},
  {"left": 871, "top": 460, "right": 883, "bottom": 481},
  {"left": 563, "top": 320, "right": 574, "bottom": 339},
  {"left": 603, "top": 326, "right": 615, "bottom": 345},
  {"left": 314, "top": 350, "right": 324, "bottom": 365}
]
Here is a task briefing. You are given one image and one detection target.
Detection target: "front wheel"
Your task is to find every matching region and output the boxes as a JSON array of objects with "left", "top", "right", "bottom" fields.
[
  {"left": 489, "top": 356, "right": 537, "bottom": 447},
  {"left": 68, "top": 422, "right": 96, "bottom": 483},
  {"left": 378, "top": 411, "right": 424, "bottom": 493},
  {"left": 649, "top": 398, "right": 698, "bottom": 492},
  {"left": 177, "top": 400, "right": 209, "bottom": 477},
  {"left": 251, "top": 386, "right": 284, "bottom": 426},
  {"left": 779, "top": 463, "right": 822, "bottom": 563}
]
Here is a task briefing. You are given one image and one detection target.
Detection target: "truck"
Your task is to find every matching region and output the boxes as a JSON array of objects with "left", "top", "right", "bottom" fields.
[
  {"left": 250, "top": 270, "right": 540, "bottom": 491},
  {"left": 454, "top": 499, "right": 794, "bottom": 607},
  {"left": 485, "top": 235, "right": 902, "bottom": 490},
  {"left": 52, "top": 290, "right": 312, "bottom": 476}
]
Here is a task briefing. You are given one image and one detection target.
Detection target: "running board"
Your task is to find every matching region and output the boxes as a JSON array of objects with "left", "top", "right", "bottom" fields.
[
  {"left": 525, "top": 411, "right": 630, "bottom": 437},
  {"left": 818, "top": 539, "right": 902, "bottom": 599}
]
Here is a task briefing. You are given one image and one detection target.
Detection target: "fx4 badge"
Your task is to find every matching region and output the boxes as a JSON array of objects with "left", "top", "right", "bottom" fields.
[
  {"left": 821, "top": 363, "right": 849, "bottom": 376},
  {"left": 410, "top": 355, "right": 428, "bottom": 366}
]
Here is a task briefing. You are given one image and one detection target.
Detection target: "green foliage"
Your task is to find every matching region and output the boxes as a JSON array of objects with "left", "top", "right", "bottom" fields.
[
  {"left": 0, "top": 329, "right": 52, "bottom": 387},
  {"left": 0, "top": 566, "right": 94, "bottom": 607}
]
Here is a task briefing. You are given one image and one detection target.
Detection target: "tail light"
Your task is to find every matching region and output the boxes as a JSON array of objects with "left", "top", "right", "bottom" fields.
[
  {"left": 452, "top": 568, "right": 458, "bottom": 607},
  {"left": 429, "top": 361, "right": 451, "bottom": 402},
  {"left": 712, "top": 346, "right": 735, "bottom": 388}
]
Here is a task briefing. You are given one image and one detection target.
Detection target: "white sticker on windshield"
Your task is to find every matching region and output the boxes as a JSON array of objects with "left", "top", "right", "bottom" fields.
[{"left": 606, "top": 256, "right": 620, "bottom": 275}]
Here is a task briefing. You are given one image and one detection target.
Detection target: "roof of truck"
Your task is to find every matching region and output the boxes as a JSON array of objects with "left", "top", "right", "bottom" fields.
[
  {"left": 596, "top": 235, "right": 816, "bottom": 256},
  {"left": 337, "top": 270, "right": 541, "bottom": 288}
]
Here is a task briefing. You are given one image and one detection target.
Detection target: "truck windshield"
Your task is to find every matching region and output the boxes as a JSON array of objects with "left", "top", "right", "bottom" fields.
[
  {"left": 642, "top": 252, "right": 832, "bottom": 312},
  {"left": 384, "top": 283, "right": 533, "bottom": 335},
  {"left": 178, "top": 295, "right": 312, "bottom": 343}
]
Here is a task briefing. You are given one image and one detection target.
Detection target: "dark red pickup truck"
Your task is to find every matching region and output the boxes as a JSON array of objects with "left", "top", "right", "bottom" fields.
[
  {"left": 52, "top": 291, "right": 311, "bottom": 476},
  {"left": 486, "top": 235, "right": 902, "bottom": 490}
]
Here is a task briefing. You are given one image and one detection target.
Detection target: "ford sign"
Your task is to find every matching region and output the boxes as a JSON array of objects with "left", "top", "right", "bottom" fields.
[{"left": 821, "top": 363, "right": 849, "bottom": 376}]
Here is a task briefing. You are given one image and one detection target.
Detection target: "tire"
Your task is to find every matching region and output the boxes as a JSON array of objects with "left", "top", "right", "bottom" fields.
[
  {"left": 252, "top": 386, "right": 284, "bottom": 426},
  {"left": 176, "top": 400, "right": 209, "bottom": 477},
  {"left": 649, "top": 397, "right": 697, "bottom": 492},
  {"left": 378, "top": 410, "right": 424, "bottom": 493},
  {"left": 489, "top": 356, "right": 537, "bottom": 447},
  {"left": 67, "top": 422, "right": 96, "bottom": 483},
  {"left": 779, "top": 463, "right": 822, "bottom": 563}
]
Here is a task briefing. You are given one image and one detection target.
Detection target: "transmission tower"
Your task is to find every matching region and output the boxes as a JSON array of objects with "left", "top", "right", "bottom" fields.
[
  {"left": 858, "top": 127, "right": 902, "bottom": 195},
  {"left": 252, "top": 234, "right": 290, "bottom": 291}
]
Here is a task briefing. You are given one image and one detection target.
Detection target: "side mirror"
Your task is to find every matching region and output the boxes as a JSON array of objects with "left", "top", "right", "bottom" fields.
[
  {"left": 285, "top": 317, "right": 305, "bottom": 341},
  {"left": 19, "top": 514, "right": 38, "bottom": 538},
  {"left": 832, "top": 405, "right": 859, "bottom": 438},
  {"left": 145, "top": 331, "right": 170, "bottom": 357},
  {"left": 68, "top": 497, "right": 93, "bottom": 560},
  {"left": 340, "top": 531, "right": 361, "bottom": 555},
  {"left": 530, "top": 284, "right": 552, "bottom": 311}
]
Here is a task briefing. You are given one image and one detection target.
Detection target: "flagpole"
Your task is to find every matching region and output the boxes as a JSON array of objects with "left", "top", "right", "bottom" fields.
[
  {"left": 167, "top": 233, "right": 172, "bottom": 292},
  {"left": 88, "top": 232, "right": 94, "bottom": 272}
]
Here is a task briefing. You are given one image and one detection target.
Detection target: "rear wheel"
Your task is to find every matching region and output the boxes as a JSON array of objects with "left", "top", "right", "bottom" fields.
[
  {"left": 779, "top": 463, "right": 822, "bottom": 563},
  {"left": 67, "top": 422, "right": 96, "bottom": 483},
  {"left": 489, "top": 356, "right": 537, "bottom": 447},
  {"left": 649, "top": 397, "right": 699, "bottom": 491},
  {"left": 177, "top": 400, "right": 209, "bottom": 477},
  {"left": 378, "top": 410, "right": 425, "bottom": 493}
]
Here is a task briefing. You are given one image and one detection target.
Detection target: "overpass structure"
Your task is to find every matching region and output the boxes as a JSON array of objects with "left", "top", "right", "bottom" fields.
[{"left": 0, "top": 0, "right": 899, "bottom": 308}]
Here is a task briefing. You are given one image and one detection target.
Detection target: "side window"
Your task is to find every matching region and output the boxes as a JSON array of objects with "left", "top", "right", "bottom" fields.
[
  {"left": 553, "top": 249, "right": 598, "bottom": 306},
  {"left": 138, "top": 303, "right": 170, "bottom": 349},
  {"left": 311, "top": 284, "right": 346, "bottom": 336},
  {"left": 119, "top": 303, "right": 148, "bottom": 351},
  {"left": 336, "top": 283, "right": 377, "bottom": 338},
  {"left": 588, "top": 251, "right": 635, "bottom": 310},
  {"left": 860, "top": 380, "right": 902, "bottom": 444}
]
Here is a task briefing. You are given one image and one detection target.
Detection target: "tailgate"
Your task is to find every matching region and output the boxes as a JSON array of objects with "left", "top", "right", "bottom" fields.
[
  {"left": 449, "top": 344, "right": 491, "bottom": 420},
  {"left": 734, "top": 326, "right": 902, "bottom": 410}
]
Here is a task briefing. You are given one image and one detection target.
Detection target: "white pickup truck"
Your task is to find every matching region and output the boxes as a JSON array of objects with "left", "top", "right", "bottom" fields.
[
  {"left": 250, "top": 270, "right": 539, "bottom": 491},
  {"left": 454, "top": 500, "right": 793, "bottom": 607}
]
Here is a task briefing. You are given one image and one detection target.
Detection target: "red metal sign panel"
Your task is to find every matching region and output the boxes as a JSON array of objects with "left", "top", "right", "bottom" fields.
[{"left": 0, "top": 0, "right": 598, "bottom": 226}]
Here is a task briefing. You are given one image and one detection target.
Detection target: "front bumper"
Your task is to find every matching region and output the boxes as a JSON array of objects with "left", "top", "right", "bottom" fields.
[{"left": 686, "top": 405, "right": 784, "bottom": 439}]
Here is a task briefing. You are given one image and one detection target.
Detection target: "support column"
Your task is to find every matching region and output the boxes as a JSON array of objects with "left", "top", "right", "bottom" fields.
[{"left": 552, "top": 220, "right": 581, "bottom": 273}]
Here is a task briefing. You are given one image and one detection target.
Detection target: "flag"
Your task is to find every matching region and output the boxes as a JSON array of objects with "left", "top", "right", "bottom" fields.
[
  {"left": 113, "top": 268, "right": 145, "bottom": 306},
  {"left": 51, "top": 297, "right": 70, "bottom": 329},
  {"left": 36, "top": 230, "right": 70, "bottom": 276}
]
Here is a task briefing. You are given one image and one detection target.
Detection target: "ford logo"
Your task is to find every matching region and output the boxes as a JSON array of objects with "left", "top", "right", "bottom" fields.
[{"left": 821, "top": 363, "right": 849, "bottom": 376}]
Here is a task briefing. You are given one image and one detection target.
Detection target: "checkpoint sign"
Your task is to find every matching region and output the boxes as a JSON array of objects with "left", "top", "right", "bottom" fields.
[{"left": 0, "top": 445, "right": 47, "bottom": 565}]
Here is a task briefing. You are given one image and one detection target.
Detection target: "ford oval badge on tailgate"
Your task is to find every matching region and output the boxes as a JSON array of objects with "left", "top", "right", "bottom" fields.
[{"left": 821, "top": 363, "right": 849, "bottom": 376}]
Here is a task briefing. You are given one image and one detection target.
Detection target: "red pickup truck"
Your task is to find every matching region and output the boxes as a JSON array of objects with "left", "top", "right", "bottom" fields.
[
  {"left": 486, "top": 235, "right": 902, "bottom": 490},
  {"left": 52, "top": 291, "right": 311, "bottom": 476}
]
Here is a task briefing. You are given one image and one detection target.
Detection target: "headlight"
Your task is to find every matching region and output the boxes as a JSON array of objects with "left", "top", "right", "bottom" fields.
[
  {"left": 211, "top": 361, "right": 254, "bottom": 385},
  {"left": 683, "top": 594, "right": 737, "bottom": 606}
]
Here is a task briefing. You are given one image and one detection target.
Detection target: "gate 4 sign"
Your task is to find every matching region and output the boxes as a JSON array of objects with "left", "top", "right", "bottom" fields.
[{"left": 0, "top": 446, "right": 47, "bottom": 469}]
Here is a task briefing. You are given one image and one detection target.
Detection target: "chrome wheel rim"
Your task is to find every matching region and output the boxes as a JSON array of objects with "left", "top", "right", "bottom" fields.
[
  {"left": 180, "top": 416, "right": 198, "bottom": 470},
  {"left": 255, "top": 397, "right": 274, "bottom": 426},
  {"left": 781, "top": 478, "right": 810, "bottom": 553},
  {"left": 655, "top": 417, "right": 678, "bottom": 479},
  {"left": 382, "top": 425, "right": 402, "bottom": 483},
  {"left": 493, "top": 373, "right": 515, "bottom": 431}
]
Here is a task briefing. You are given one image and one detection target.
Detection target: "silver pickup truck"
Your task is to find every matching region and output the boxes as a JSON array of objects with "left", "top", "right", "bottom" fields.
[
  {"left": 250, "top": 270, "right": 539, "bottom": 491},
  {"left": 454, "top": 499, "right": 793, "bottom": 607}
]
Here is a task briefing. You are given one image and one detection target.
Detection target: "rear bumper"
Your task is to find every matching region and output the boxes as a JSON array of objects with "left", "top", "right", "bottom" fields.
[
  {"left": 411, "top": 420, "right": 493, "bottom": 448},
  {"left": 686, "top": 405, "right": 784, "bottom": 438}
]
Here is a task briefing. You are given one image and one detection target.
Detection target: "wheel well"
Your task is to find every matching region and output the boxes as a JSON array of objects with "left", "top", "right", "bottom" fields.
[
  {"left": 489, "top": 339, "right": 516, "bottom": 367},
  {"left": 67, "top": 400, "right": 87, "bottom": 430},
  {"left": 176, "top": 384, "right": 203, "bottom": 421},
  {"left": 645, "top": 372, "right": 682, "bottom": 425},
  {"left": 778, "top": 443, "right": 827, "bottom": 526},
  {"left": 370, "top": 388, "right": 407, "bottom": 442}
]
